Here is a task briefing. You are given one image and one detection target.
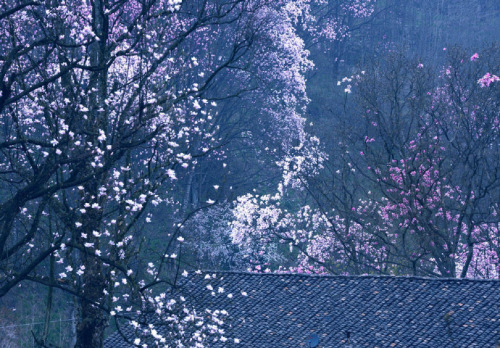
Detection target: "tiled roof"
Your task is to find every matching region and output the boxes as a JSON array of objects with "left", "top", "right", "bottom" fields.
[{"left": 104, "top": 272, "right": 500, "bottom": 347}]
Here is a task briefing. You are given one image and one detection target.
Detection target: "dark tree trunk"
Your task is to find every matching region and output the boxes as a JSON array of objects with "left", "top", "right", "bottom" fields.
[{"left": 74, "top": 0, "right": 110, "bottom": 346}]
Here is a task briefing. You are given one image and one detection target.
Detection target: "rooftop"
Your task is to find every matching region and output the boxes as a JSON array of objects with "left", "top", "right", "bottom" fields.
[{"left": 105, "top": 272, "right": 500, "bottom": 347}]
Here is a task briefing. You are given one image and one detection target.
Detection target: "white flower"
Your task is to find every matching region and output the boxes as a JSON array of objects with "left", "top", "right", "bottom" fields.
[
  {"left": 177, "top": 236, "right": 184, "bottom": 242},
  {"left": 234, "top": 338, "right": 240, "bottom": 343},
  {"left": 167, "top": 169, "right": 177, "bottom": 180}
]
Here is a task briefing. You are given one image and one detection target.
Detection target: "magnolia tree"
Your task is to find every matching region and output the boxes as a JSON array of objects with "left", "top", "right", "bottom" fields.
[
  {"left": 0, "top": 0, "right": 247, "bottom": 346},
  {"left": 176, "top": 0, "right": 380, "bottom": 214},
  {"left": 182, "top": 0, "right": 380, "bottom": 272},
  {"left": 354, "top": 47, "right": 500, "bottom": 277},
  {"left": 230, "top": 46, "right": 500, "bottom": 279},
  {"left": 0, "top": 0, "right": 351, "bottom": 346}
]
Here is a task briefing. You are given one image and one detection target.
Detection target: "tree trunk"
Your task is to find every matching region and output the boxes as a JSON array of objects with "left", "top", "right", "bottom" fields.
[{"left": 74, "top": 0, "right": 109, "bottom": 346}]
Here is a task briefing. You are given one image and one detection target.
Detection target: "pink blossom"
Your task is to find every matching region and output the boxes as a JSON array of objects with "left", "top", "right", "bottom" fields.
[{"left": 478, "top": 73, "right": 500, "bottom": 88}]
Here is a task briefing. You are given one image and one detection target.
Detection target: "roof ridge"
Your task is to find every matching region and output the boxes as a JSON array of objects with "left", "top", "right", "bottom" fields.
[{"left": 197, "top": 270, "right": 500, "bottom": 282}]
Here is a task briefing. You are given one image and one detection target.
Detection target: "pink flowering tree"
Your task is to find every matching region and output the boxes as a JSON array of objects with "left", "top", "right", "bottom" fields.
[
  {"left": 353, "top": 47, "right": 498, "bottom": 278},
  {"left": 333, "top": 47, "right": 499, "bottom": 278},
  {"left": 178, "top": 0, "right": 380, "bottom": 214},
  {"left": 171, "top": 0, "right": 381, "bottom": 273}
]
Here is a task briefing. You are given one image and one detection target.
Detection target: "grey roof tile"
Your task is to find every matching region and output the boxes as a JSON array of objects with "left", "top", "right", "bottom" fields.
[{"left": 105, "top": 272, "right": 500, "bottom": 347}]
